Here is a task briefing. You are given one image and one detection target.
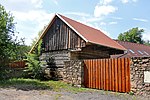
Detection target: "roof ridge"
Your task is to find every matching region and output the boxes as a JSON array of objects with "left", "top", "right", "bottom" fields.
[{"left": 57, "top": 13, "right": 101, "bottom": 32}]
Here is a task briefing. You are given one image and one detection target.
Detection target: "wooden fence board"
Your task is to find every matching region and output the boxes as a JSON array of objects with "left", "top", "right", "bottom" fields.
[
  {"left": 98, "top": 60, "right": 101, "bottom": 89},
  {"left": 109, "top": 59, "right": 112, "bottom": 91},
  {"left": 96, "top": 60, "right": 98, "bottom": 89},
  {"left": 100, "top": 59, "right": 103, "bottom": 89},
  {"left": 84, "top": 58, "right": 130, "bottom": 93},
  {"left": 115, "top": 59, "right": 118, "bottom": 92},
  {"left": 122, "top": 59, "right": 125, "bottom": 92},
  {"left": 106, "top": 59, "right": 109, "bottom": 91},
  {"left": 9, "top": 60, "right": 26, "bottom": 68},
  {"left": 111, "top": 59, "right": 115, "bottom": 91},
  {"left": 118, "top": 58, "right": 122, "bottom": 92}
]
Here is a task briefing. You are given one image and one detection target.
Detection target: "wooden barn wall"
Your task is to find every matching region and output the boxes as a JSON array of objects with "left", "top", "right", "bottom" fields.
[
  {"left": 40, "top": 50, "right": 70, "bottom": 80},
  {"left": 42, "top": 17, "right": 86, "bottom": 52}
]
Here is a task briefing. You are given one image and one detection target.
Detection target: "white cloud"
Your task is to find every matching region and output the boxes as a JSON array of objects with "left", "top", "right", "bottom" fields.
[
  {"left": 65, "top": 12, "right": 90, "bottom": 17},
  {"left": 100, "top": 0, "right": 113, "bottom": 5},
  {"left": 52, "top": 0, "right": 58, "bottom": 5},
  {"left": 111, "top": 16, "right": 123, "bottom": 20},
  {"left": 121, "top": 0, "right": 138, "bottom": 4},
  {"left": 94, "top": 5, "right": 117, "bottom": 17},
  {"left": 132, "top": 0, "right": 138, "bottom": 2},
  {"left": 0, "top": 0, "right": 56, "bottom": 45},
  {"left": 109, "top": 21, "right": 117, "bottom": 25},
  {"left": 121, "top": 0, "right": 129, "bottom": 3},
  {"left": 133, "top": 18, "right": 148, "bottom": 22},
  {"left": 100, "top": 22, "right": 107, "bottom": 25},
  {"left": 143, "top": 33, "right": 150, "bottom": 41},
  {"left": 12, "top": 10, "right": 54, "bottom": 45},
  {"left": 0, "top": 0, "right": 43, "bottom": 11},
  {"left": 31, "top": 0, "right": 43, "bottom": 8},
  {"left": 86, "top": 17, "right": 103, "bottom": 22},
  {"left": 12, "top": 10, "right": 54, "bottom": 23},
  {"left": 143, "top": 29, "right": 150, "bottom": 41}
]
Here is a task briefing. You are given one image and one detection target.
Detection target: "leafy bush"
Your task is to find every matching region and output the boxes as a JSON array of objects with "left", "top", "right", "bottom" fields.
[{"left": 24, "top": 40, "right": 44, "bottom": 79}]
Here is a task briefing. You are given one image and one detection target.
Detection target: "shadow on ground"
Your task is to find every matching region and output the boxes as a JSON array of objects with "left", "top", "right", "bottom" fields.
[{"left": 0, "top": 78, "right": 53, "bottom": 91}]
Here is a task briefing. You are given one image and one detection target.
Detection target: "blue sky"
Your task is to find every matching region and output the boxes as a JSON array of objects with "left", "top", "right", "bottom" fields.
[{"left": 0, "top": 0, "right": 150, "bottom": 45}]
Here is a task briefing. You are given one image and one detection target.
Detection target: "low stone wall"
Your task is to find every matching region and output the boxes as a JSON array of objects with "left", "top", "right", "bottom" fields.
[
  {"left": 130, "top": 57, "right": 150, "bottom": 96},
  {"left": 63, "top": 60, "right": 84, "bottom": 87}
]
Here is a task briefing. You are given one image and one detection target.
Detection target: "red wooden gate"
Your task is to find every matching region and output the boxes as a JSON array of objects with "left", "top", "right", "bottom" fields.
[{"left": 84, "top": 58, "right": 130, "bottom": 92}]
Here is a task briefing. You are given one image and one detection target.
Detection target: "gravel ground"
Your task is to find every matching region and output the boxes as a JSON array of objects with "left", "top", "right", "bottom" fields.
[{"left": 0, "top": 88, "right": 149, "bottom": 100}]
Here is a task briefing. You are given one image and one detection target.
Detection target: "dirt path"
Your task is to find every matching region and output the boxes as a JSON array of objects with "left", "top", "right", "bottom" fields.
[{"left": 0, "top": 88, "right": 148, "bottom": 100}]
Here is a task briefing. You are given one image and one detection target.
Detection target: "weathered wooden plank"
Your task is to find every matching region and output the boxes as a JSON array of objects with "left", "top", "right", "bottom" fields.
[
  {"left": 65, "top": 26, "right": 68, "bottom": 49},
  {"left": 68, "top": 29, "right": 71, "bottom": 49}
]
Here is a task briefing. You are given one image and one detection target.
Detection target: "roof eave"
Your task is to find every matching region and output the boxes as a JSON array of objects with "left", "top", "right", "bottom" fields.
[{"left": 87, "top": 41, "right": 127, "bottom": 51}]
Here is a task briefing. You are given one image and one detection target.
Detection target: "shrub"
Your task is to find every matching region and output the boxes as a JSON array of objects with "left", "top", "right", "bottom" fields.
[{"left": 24, "top": 40, "right": 44, "bottom": 79}]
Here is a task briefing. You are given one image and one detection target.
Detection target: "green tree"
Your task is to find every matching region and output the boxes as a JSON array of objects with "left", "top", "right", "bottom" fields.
[
  {"left": 0, "top": 4, "right": 20, "bottom": 66},
  {"left": 0, "top": 4, "right": 28, "bottom": 79},
  {"left": 118, "top": 27, "right": 144, "bottom": 44}
]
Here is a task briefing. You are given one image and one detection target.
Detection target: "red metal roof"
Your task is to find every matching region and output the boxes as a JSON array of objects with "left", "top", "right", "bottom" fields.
[
  {"left": 30, "top": 13, "right": 126, "bottom": 52},
  {"left": 58, "top": 14, "right": 126, "bottom": 51},
  {"left": 112, "top": 40, "right": 150, "bottom": 58}
]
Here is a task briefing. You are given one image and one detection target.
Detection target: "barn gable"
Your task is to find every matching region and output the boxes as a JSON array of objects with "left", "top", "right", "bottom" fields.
[
  {"left": 42, "top": 16, "right": 86, "bottom": 52},
  {"left": 30, "top": 13, "right": 126, "bottom": 53}
]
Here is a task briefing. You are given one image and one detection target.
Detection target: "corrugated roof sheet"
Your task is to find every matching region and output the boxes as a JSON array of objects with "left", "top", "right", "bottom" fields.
[
  {"left": 58, "top": 14, "right": 126, "bottom": 51},
  {"left": 112, "top": 40, "right": 150, "bottom": 58}
]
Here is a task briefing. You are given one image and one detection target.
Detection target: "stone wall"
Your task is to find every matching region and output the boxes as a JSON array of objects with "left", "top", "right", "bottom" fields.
[
  {"left": 63, "top": 60, "right": 84, "bottom": 87},
  {"left": 130, "top": 57, "right": 150, "bottom": 96}
]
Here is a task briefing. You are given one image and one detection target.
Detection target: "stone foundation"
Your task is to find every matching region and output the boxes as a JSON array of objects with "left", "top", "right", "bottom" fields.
[
  {"left": 63, "top": 60, "right": 84, "bottom": 87},
  {"left": 130, "top": 57, "right": 150, "bottom": 96}
]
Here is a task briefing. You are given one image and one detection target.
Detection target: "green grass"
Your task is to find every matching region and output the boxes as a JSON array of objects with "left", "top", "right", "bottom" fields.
[{"left": 0, "top": 78, "right": 90, "bottom": 92}]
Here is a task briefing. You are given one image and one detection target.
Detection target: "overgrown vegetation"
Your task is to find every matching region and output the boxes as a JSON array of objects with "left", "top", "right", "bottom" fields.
[
  {"left": 0, "top": 4, "right": 30, "bottom": 79},
  {"left": 24, "top": 40, "right": 44, "bottom": 79}
]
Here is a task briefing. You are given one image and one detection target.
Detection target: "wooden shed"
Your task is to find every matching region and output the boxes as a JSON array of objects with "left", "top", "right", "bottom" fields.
[{"left": 30, "top": 13, "right": 126, "bottom": 79}]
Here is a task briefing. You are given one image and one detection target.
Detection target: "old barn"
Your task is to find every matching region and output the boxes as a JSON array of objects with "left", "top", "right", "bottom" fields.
[{"left": 30, "top": 13, "right": 126, "bottom": 79}]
